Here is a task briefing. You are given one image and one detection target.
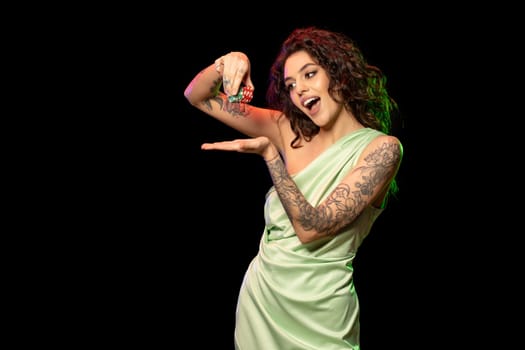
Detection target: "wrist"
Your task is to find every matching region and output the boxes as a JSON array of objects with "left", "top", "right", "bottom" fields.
[{"left": 264, "top": 153, "right": 280, "bottom": 163}]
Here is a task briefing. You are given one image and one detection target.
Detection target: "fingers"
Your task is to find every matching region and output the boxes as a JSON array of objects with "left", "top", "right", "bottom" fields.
[
  {"left": 221, "top": 52, "right": 254, "bottom": 97},
  {"left": 244, "top": 75, "right": 254, "bottom": 90},
  {"left": 201, "top": 140, "right": 243, "bottom": 151},
  {"left": 201, "top": 137, "right": 271, "bottom": 155}
]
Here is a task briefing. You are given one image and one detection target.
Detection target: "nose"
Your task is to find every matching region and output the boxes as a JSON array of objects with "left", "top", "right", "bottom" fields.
[{"left": 295, "top": 82, "right": 308, "bottom": 96}]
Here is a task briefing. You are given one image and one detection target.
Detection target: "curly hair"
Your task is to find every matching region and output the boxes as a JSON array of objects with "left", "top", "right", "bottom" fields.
[{"left": 266, "top": 26, "right": 398, "bottom": 149}]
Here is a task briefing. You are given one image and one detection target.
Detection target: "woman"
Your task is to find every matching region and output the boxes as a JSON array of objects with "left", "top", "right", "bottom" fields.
[{"left": 184, "top": 26, "right": 403, "bottom": 349}]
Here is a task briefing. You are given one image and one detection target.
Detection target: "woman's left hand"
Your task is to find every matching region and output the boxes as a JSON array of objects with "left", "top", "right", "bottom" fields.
[{"left": 201, "top": 136, "right": 279, "bottom": 161}]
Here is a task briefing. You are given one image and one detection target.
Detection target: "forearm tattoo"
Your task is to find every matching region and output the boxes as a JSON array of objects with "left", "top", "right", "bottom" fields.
[
  {"left": 267, "top": 141, "right": 401, "bottom": 238},
  {"left": 200, "top": 78, "right": 249, "bottom": 117}
]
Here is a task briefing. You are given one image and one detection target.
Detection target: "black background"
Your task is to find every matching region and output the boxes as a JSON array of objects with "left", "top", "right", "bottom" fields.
[{"left": 69, "top": 5, "right": 514, "bottom": 349}]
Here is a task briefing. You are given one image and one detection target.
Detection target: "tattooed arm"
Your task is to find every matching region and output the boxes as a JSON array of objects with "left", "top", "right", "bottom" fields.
[
  {"left": 183, "top": 52, "right": 282, "bottom": 145},
  {"left": 266, "top": 135, "right": 403, "bottom": 244}
]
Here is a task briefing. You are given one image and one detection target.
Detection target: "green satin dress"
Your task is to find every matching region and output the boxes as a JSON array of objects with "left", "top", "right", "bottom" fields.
[{"left": 234, "top": 128, "right": 389, "bottom": 350}]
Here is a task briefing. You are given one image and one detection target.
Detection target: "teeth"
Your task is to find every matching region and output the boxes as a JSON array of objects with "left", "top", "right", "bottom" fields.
[{"left": 303, "top": 98, "right": 316, "bottom": 107}]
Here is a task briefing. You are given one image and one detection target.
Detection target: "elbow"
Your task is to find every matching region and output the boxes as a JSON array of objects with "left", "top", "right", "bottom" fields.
[
  {"left": 296, "top": 222, "right": 347, "bottom": 245},
  {"left": 296, "top": 230, "right": 318, "bottom": 245},
  {"left": 183, "top": 87, "right": 196, "bottom": 105},
  {"left": 184, "top": 87, "right": 214, "bottom": 107},
  {"left": 292, "top": 219, "right": 325, "bottom": 244},
  {"left": 298, "top": 236, "right": 314, "bottom": 245}
]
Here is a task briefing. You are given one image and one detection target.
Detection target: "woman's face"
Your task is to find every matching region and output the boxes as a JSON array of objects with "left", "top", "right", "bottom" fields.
[{"left": 283, "top": 50, "right": 344, "bottom": 127}]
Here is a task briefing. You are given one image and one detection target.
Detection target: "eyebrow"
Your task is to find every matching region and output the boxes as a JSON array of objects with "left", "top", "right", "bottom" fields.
[{"left": 284, "top": 63, "right": 317, "bottom": 83}]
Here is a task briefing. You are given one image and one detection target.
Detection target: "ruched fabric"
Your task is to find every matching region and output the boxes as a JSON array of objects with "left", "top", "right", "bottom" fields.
[{"left": 234, "top": 128, "right": 386, "bottom": 350}]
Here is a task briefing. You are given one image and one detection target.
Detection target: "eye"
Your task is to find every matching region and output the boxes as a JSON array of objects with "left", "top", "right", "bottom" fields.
[
  {"left": 285, "top": 82, "right": 296, "bottom": 92},
  {"left": 305, "top": 70, "right": 316, "bottom": 79}
]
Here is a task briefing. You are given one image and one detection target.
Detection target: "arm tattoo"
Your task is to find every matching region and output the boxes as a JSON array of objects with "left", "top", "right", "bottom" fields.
[
  {"left": 267, "top": 141, "right": 401, "bottom": 238},
  {"left": 201, "top": 78, "right": 250, "bottom": 117}
]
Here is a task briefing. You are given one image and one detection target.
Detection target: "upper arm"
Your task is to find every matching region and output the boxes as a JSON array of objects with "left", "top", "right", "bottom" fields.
[
  {"left": 330, "top": 134, "right": 402, "bottom": 216},
  {"left": 283, "top": 134, "right": 403, "bottom": 244},
  {"left": 299, "top": 134, "right": 402, "bottom": 243}
]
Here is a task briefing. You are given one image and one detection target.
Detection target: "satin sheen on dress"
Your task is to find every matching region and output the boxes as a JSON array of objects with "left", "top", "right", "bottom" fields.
[{"left": 234, "top": 128, "right": 388, "bottom": 350}]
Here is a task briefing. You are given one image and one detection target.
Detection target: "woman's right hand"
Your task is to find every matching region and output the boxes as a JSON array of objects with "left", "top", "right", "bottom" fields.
[{"left": 215, "top": 52, "right": 254, "bottom": 98}]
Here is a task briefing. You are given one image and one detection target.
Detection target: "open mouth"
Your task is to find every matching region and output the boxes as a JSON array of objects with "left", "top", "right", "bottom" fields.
[{"left": 303, "top": 97, "right": 320, "bottom": 110}]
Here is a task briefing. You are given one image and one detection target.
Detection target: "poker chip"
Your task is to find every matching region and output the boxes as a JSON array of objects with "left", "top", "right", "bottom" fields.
[{"left": 228, "top": 86, "right": 254, "bottom": 103}]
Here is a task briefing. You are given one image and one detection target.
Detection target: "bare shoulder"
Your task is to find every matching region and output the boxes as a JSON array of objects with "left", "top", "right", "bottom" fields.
[{"left": 372, "top": 134, "right": 402, "bottom": 146}]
